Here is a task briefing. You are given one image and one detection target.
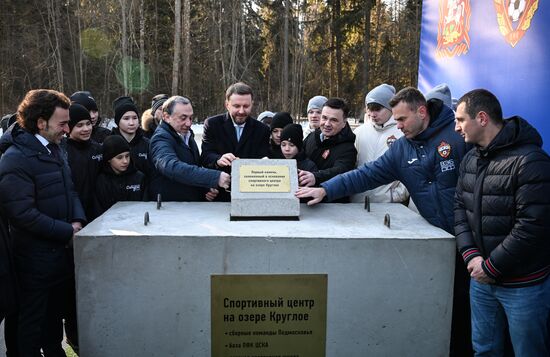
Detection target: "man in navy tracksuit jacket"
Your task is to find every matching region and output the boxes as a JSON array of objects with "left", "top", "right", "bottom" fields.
[{"left": 296, "top": 87, "right": 473, "bottom": 356}]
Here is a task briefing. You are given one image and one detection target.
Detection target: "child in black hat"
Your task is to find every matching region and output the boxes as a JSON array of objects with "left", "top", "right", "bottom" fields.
[
  {"left": 64, "top": 103, "right": 103, "bottom": 220},
  {"left": 70, "top": 91, "right": 111, "bottom": 143},
  {"left": 111, "top": 96, "right": 152, "bottom": 180},
  {"left": 93, "top": 135, "right": 146, "bottom": 218},
  {"left": 268, "top": 112, "right": 293, "bottom": 158},
  {"left": 280, "top": 124, "right": 317, "bottom": 172}
]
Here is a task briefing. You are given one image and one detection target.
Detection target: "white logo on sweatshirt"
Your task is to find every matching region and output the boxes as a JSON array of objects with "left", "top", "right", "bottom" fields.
[
  {"left": 126, "top": 184, "right": 141, "bottom": 192},
  {"left": 440, "top": 159, "right": 455, "bottom": 172},
  {"left": 91, "top": 154, "right": 103, "bottom": 161},
  {"left": 138, "top": 153, "right": 148, "bottom": 159},
  {"left": 407, "top": 158, "right": 418, "bottom": 164}
]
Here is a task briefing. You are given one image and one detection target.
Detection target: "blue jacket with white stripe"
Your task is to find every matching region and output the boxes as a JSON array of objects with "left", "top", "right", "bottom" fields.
[{"left": 322, "top": 100, "right": 471, "bottom": 234}]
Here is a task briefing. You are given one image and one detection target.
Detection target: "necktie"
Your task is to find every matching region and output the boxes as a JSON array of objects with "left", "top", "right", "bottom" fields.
[
  {"left": 236, "top": 126, "right": 243, "bottom": 141},
  {"left": 47, "top": 143, "right": 61, "bottom": 161}
]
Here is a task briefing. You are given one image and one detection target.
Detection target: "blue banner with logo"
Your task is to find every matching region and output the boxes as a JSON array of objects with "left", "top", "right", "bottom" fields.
[{"left": 418, "top": 0, "right": 550, "bottom": 151}]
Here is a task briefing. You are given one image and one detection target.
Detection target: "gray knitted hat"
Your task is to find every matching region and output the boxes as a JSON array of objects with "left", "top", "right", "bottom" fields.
[
  {"left": 257, "top": 111, "right": 275, "bottom": 122},
  {"left": 307, "top": 96, "right": 328, "bottom": 112},
  {"left": 425, "top": 83, "right": 452, "bottom": 109},
  {"left": 365, "top": 84, "right": 396, "bottom": 110}
]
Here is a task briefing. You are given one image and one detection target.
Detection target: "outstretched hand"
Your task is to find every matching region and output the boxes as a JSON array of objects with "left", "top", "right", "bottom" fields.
[
  {"left": 218, "top": 172, "right": 231, "bottom": 189},
  {"left": 217, "top": 153, "right": 237, "bottom": 168},
  {"left": 295, "top": 187, "right": 326, "bottom": 205}
]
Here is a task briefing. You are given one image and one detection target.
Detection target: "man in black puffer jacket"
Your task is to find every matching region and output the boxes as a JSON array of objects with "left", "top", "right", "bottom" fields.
[
  {"left": 0, "top": 89, "right": 86, "bottom": 356},
  {"left": 454, "top": 89, "right": 550, "bottom": 356},
  {"left": 300, "top": 98, "right": 356, "bottom": 203}
]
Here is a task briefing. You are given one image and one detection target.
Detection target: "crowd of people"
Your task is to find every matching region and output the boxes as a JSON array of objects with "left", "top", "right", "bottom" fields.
[{"left": 0, "top": 81, "right": 548, "bottom": 357}]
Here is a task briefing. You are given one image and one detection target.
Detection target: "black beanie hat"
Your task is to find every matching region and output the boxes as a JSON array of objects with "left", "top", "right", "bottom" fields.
[
  {"left": 113, "top": 96, "right": 139, "bottom": 125},
  {"left": 69, "top": 103, "right": 91, "bottom": 131},
  {"left": 151, "top": 93, "right": 169, "bottom": 107},
  {"left": 70, "top": 91, "right": 98, "bottom": 112},
  {"left": 270, "top": 112, "right": 293, "bottom": 131},
  {"left": 102, "top": 135, "right": 131, "bottom": 162},
  {"left": 280, "top": 124, "right": 304, "bottom": 151},
  {"left": 151, "top": 94, "right": 169, "bottom": 114}
]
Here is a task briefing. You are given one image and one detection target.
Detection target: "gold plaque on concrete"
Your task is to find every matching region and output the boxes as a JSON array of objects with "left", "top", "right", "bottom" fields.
[
  {"left": 211, "top": 274, "right": 327, "bottom": 357},
  {"left": 239, "top": 165, "right": 290, "bottom": 193}
]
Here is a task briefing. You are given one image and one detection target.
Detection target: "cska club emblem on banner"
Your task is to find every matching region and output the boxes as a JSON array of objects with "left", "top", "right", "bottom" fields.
[
  {"left": 493, "top": 0, "right": 539, "bottom": 47},
  {"left": 436, "top": 0, "right": 471, "bottom": 58}
]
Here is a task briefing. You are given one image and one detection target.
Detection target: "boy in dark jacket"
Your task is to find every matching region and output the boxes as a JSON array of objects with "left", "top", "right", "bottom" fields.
[
  {"left": 268, "top": 112, "right": 293, "bottom": 159},
  {"left": 64, "top": 103, "right": 103, "bottom": 220},
  {"left": 70, "top": 91, "right": 111, "bottom": 143},
  {"left": 60, "top": 103, "right": 103, "bottom": 353},
  {"left": 93, "top": 135, "right": 145, "bottom": 217},
  {"left": 111, "top": 96, "right": 152, "bottom": 180},
  {"left": 280, "top": 124, "right": 318, "bottom": 172}
]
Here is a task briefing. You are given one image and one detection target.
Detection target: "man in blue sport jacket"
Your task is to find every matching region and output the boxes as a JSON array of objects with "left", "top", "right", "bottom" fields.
[{"left": 296, "top": 86, "right": 473, "bottom": 356}]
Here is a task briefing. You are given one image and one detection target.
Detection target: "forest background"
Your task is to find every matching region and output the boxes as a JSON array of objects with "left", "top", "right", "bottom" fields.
[{"left": 0, "top": 0, "right": 422, "bottom": 121}]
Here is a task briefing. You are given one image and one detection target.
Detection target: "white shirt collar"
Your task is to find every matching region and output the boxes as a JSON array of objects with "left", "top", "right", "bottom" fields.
[
  {"left": 231, "top": 118, "right": 246, "bottom": 128},
  {"left": 34, "top": 134, "right": 51, "bottom": 151}
]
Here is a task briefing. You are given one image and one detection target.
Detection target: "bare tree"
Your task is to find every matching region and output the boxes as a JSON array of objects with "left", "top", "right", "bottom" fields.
[
  {"left": 362, "top": 0, "right": 374, "bottom": 92},
  {"left": 43, "top": 0, "right": 64, "bottom": 91},
  {"left": 282, "top": 0, "right": 290, "bottom": 108},
  {"left": 119, "top": 0, "right": 129, "bottom": 94},
  {"left": 182, "top": 0, "right": 191, "bottom": 94},
  {"left": 171, "top": 0, "right": 182, "bottom": 94},
  {"left": 139, "top": 0, "right": 146, "bottom": 102}
]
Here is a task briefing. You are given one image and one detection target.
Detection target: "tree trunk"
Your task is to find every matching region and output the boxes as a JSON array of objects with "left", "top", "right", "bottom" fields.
[
  {"left": 240, "top": 1, "right": 247, "bottom": 75},
  {"left": 172, "top": 0, "right": 182, "bottom": 95},
  {"left": 217, "top": 1, "right": 227, "bottom": 88},
  {"left": 333, "top": 0, "right": 342, "bottom": 97},
  {"left": 154, "top": 0, "right": 160, "bottom": 89},
  {"left": 282, "top": 0, "right": 290, "bottom": 109},
  {"left": 47, "top": 0, "right": 64, "bottom": 91},
  {"left": 182, "top": 0, "right": 190, "bottom": 94},
  {"left": 65, "top": 2, "right": 79, "bottom": 90},
  {"left": 139, "top": 0, "right": 146, "bottom": 102},
  {"left": 119, "top": 0, "right": 129, "bottom": 95},
  {"left": 363, "top": 0, "right": 374, "bottom": 93},
  {"left": 229, "top": 1, "right": 239, "bottom": 82},
  {"left": 77, "top": 0, "right": 84, "bottom": 90}
]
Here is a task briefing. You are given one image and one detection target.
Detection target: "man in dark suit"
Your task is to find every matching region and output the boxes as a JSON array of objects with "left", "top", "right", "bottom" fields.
[
  {"left": 0, "top": 89, "right": 86, "bottom": 357},
  {"left": 201, "top": 82, "right": 270, "bottom": 201}
]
